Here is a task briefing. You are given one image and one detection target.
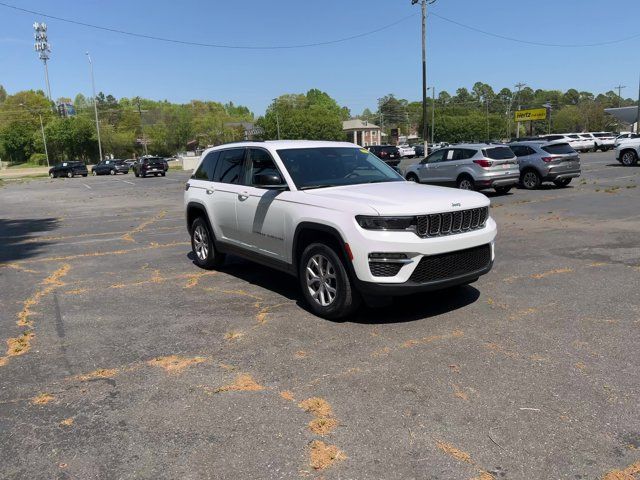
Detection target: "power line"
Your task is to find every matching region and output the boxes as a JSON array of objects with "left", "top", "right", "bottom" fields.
[
  {"left": 0, "top": 2, "right": 417, "bottom": 50},
  {"left": 429, "top": 11, "right": 640, "bottom": 48}
]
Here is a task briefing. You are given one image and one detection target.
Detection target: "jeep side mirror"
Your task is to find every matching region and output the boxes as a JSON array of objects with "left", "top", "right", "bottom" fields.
[{"left": 253, "top": 172, "right": 287, "bottom": 189}]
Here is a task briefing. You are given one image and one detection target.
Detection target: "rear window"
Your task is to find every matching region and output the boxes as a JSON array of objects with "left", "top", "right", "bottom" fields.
[
  {"left": 542, "top": 143, "right": 575, "bottom": 155},
  {"left": 381, "top": 146, "right": 398, "bottom": 153},
  {"left": 567, "top": 135, "right": 580, "bottom": 139},
  {"left": 483, "top": 147, "right": 515, "bottom": 160}
]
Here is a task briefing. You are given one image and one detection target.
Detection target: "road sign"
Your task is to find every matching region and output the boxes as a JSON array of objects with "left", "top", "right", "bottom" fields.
[{"left": 515, "top": 108, "right": 547, "bottom": 122}]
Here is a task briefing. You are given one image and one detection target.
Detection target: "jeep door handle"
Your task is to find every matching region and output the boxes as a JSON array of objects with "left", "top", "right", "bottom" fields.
[
  {"left": 206, "top": 189, "right": 214, "bottom": 195},
  {"left": 238, "top": 191, "right": 249, "bottom": 200}
]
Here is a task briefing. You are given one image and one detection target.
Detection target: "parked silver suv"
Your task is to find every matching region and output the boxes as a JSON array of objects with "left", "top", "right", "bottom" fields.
[
  {"left": 404, "top": 143, "right": 519, "bottom": 194},
  {"left": 509, "top": 141, "right": 581, "bottom": 189}
]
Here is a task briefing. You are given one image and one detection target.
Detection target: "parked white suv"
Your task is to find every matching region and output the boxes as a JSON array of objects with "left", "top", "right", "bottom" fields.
[
  {"left": 615, "top": 138, "right": 640, "bottom": 166},
  {"left": 398, "top": 144, "right": 416, "bottom": 158},
  {"left": 185, "top": 141, "right": 496, "bottom": 318}
]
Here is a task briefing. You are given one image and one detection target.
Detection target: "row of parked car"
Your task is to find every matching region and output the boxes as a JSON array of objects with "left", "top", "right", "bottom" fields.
[{"left": 48, "top": 156, "right": 170, "bottom": 178}]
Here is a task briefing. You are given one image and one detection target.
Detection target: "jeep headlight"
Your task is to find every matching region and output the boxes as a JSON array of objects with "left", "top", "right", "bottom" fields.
[{"left": 356, "top": 216, "right": 415, "bottom": 231}]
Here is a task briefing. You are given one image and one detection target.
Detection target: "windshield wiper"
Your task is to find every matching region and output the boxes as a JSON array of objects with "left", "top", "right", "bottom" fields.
[{"left": 299, "top": 184, "right": 336, "bottom": 190}]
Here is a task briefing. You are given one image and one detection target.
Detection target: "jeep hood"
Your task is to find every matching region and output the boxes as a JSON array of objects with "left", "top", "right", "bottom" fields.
[{"left": 304, "top": 181, "right": 489, "bottom": 215}]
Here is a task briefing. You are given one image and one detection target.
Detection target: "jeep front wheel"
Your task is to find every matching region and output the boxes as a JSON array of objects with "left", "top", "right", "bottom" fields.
[
  {"left": 299, "top": 243, "right": 360, "bottom": 319},
  {"left": 190, "top": 217, "right": 225, "bottom": 269},
  {"left": 621, "top": 150, "right": 638, "bottom": 166}
]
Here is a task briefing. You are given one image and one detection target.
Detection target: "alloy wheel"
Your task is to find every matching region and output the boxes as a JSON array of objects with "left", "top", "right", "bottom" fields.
[
  {"left": 523, "top": 172, "right": 538, "bottom": 189},
  {"left": 622, "top": 152, "right": 636, "bottom": 166},
  {"left": 306, "top": 254, "right": 337, "bottom": 307},
  {"left": 458, "top": 178, "right": 473, "bottom": 190},
  {"left": 193, "top": 225, "right": 210, "bottom": 261}
]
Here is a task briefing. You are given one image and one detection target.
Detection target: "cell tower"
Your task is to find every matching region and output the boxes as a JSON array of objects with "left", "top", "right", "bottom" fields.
[{"left": 33, "top": 22, "right": 52, "bottom": 101}]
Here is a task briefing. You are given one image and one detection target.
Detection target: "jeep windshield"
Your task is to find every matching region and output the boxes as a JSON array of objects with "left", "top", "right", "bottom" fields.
[{"left": 277, "top": 147, "right": 403, "bottom": 190}]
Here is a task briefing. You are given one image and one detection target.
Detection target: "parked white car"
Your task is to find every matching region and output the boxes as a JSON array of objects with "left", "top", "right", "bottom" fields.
[
  {"left": 184, "top": 140, "right": 496, "bottom": 318},
  {"left": 590, "top": 132, "right": 616, "bottom": 151},
  {"left": 614, "top": 132, "right": 640, "bottom": 147},
  {"left": 397, "top": 144, "right": 416, "bottom": 158},
  {"left": 566, "top": 134, "right": 594, "bottom": 152},
  {"left": 615, "top": 138, "right": 640, "bottom": 166}
]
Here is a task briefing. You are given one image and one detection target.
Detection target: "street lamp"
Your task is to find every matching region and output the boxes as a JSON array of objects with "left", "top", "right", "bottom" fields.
[
  {"left": 86, "top": 52, "right": 104, "bottom": 162},
  {"left": 273, "top": 98, "right": 281, "bottom": 140},
  {"left": 19, "top": 103, "right": 49, "bottom": 167}
]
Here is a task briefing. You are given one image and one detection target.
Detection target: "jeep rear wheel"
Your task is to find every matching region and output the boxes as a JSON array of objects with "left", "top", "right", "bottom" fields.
[
  {"left": 406, "top": 173, "right": 419, "bottom": 183},
  {"left": 457, "top": 176, "right": 475, "bottom": 191},
  {"left": 190, "top": 217, "right": 225, "bottom": 269},
  {"left": 299, "top": 243, "right": 360, "bottom": 319}
]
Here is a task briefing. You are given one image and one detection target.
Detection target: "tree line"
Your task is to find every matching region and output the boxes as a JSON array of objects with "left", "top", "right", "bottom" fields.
[{"left": 0, "top": 82, "right": 634, "bottom": 165}]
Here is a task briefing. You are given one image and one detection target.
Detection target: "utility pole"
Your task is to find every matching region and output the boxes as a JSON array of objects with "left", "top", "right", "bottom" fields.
[
  {"left": 273, "top": 98, "right": 281, "bottom": 140},
  {"left": 20, "top": 103, "right": 49, "bottom": 167},
  {"left": 615, "top": 84, "right": 626, "bottom": 107},
  {"left": 514, "top": 82, "right": 526, "bottom": 139},
  {"left": 33, "top": 23, "right": 52, "bottom": 103},
  {"left": 430, "top": 86, "right": 435, "bottom": 144},
  {"left": 135, "top": 97, "right": 149, "bottom": 155},
  {"left": 636, "top": 74, "right": 640, "bottom": 134},
  {"left": 86, "top": 52, "right": 103, "bottom": 161},
  {"left": 412, "top": 0, "right": 434, "bottom": 153}
]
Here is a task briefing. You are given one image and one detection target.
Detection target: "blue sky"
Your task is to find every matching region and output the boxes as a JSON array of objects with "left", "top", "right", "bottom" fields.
[{"left": 1, "top": 0, "right": 639, "bottom": 116}]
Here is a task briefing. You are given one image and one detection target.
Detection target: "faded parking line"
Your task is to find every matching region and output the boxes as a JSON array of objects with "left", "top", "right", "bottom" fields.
[
  {"left": 120, "top": 180, "right": 136, "bottom": 185},
  {"left": 82, "top": 184, "right": 92, "bottom": 190}
]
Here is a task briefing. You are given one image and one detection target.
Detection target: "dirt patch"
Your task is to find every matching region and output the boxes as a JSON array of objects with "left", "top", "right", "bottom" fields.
[
  {"left": 65, "top": 288, "right": 89, "bottom": 295},
  {"left": 371, "top": 347, "right": 391, "bottom": 358},
  {"left": 280, "top": 391, "right": 295, "bottom": 401},
  {"left": 60, "top": 418, "right": 74, "bottom": 426},
  {"left": 436, "top": 441, "right": 472, "bottom": 464},
  {"left": 122, "top": 211, "right": 166, "bottom": 242},
  {"left": 294, "top": 350, "right": 309, "bottom": 358},
  {"left": 453, "top": 384, "right": 469, "bottom": 401},
  {"left": 471, "top": 473, "right": 495, "bottom": 480},
  {"left": 75, "top": 368, "right": 119, "bottom": 382},
  {"left": 31, "top": 393, "right": 55, "bottom": 405},
  {"left": 402, "top": 329, "right": 464, "bottom": 349},
  {"left": 484, "top": 342, "right": 518, "bottom": 358},
  {"left": 575, "top": 362, "right": 587, "bottom": 371},
  {"left": 530, "top": 268, "right": 573, "bottom": 279},
  {"left": 449, "top": 364, "right": 461, "bottom": 374},
  {"left": 309, "top": 417, "right": 338, "bottom": 436},
  {"left": 309, "top": 440, "right": 346, "bottom": 470},
  {"left": 299, "top": 397, "right": 333, "bottom": 418},
  {"left": 215, "top": 374, "right": 264, "bottom": 393},
  {"left": 603, "top": 461, "right": 640, "bottom": 480},
  {"left": 147, "top": 355, "right": 207, "bottom": 374},
  {"left": 225, "top": 331, "right": 245, "bottom": 341}
]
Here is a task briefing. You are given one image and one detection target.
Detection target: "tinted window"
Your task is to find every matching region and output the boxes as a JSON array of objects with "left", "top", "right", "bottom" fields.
[
  {"left": 510, "top": 145, "right": 532, "bottom": 157},
  {"left": 483, "top": 147, "right": 515, "bottom": 160},
  {"left": 542, "top": 143, "right": 575, "bottom": 155},
  {"left": 214, "top": 149, "right": 245, "bottom": 184},
  {"left": 193, "top": 151, "right": 220, "bottom": 181},
  {"left": 426, "top": 149, "right": 447, "bottom": 163},
  {"left": 451, "top": 149, "right": 476, "bottom": 160},
  {"left": 248, "top": 149, "right": 280, "bottom": 186}
]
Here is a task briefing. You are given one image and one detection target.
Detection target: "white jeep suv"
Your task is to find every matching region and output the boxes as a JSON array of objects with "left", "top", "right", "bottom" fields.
[{"left": 184, "top": 141, "right": 497, "bottom": 319}]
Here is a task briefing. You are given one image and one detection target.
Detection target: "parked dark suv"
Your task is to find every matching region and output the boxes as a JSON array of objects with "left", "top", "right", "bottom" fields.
[
  {"left": 133, "top": 156, "right": 168, "bottom": 177},
  {"left": 91, "top": 159, "right": 129, "bottom": 176},
  {"left": 49, "top": 161, "right": 88, "bottom": 178},
  {"left": 366, "top": 145, "right": 401, "bottom": 166}
]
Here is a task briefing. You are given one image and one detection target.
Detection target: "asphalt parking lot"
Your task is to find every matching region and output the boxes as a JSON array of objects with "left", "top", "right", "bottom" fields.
[{"left": 1, "top": 152, "right": 639, "bottom": 480}]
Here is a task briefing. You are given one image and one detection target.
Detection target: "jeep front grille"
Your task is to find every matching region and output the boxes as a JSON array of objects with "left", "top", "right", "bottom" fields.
[
  {"left": 416, "top": 207, "right": 488, "bottom": 238},
  {"left": 409, "top": 244, "right": 492, "bottom": 283}
]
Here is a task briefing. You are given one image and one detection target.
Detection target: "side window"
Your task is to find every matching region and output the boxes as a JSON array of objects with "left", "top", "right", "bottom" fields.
[
  {"left": 248, "top": 149, "right": 280, "bottom": 186},
  {"left": 426, "top": 149, "right": 447, "bottom": 163},
  {"left": 192, "top": 151, "right": 220, "bottom": 181},
  {"left": 451, "top": 149, "right": 476, "bottom": 160},
  {"left": 511, "top": 146, "right": 524, "bottom": 157},
  {"left": 213, "top": 148, "right": 245, "bottom": 185}
]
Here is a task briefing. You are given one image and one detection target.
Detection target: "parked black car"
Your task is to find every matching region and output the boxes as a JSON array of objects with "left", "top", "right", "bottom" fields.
[
  {"left": 133, "top": 156, "right": 168, "bottom": 177},
  {"left": 365, "top": 145, "right": 401, "bottom": 166},
  {"left": 49, "top": 161, "right": 88, "bottom": 178},
  {"left": 124, "top": 159, "right": 137, "bottom": 169},
  {"left": 91, "top": 159, "right": 129, "bottom": 176}
]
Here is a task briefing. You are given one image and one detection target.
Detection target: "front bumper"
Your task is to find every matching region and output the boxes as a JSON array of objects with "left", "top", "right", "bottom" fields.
[
  {"left": 348, "top": 218, "right": 497, "bottom": 286},
  {"left": 356, "top": 257, "right": 493, "bottom": 296}
]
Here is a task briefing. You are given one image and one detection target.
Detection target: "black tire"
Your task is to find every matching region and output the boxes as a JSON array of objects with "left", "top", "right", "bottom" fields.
[
  {"left": 553, "top": 178, "right": 572, "bottom": 187},
  {"left": 134, "top": 171, "right": 139, "bottom": 177},
  {"left": 298, "top": 243, "right": 360, "bottom": 320},
  {"left": 406, "top": 173, "right": 419, "bottom": 183},
  {"left": 161, "top": 172, "right": 166, "bottom": 177},
  {"left": 110, "top": 169, "right": 116, "bottom": 175},
  {"left": 49, "top": 172, "right": 55, "bottom": 178},
  {"left": 494, "top": 186, "right": 512, "bottom": 194},
  {"left": 621, "top": 150, "right": 638, "bottom": 166},
  {"left": 520, "top": 169, "right": 541, "bottom": 190},
  {"left": 457, "top": 175, "right": 475, "bottom": 191},
  {"left": 67, "top": 171, "right": 73, "bottom": 178},
  {"left": 82, "top": 174, "right": 88, "bottom": 177},
  {"left": 190, "top": 217, "right": 225, "bottom": 270},
  {"left": 92, "top": 170, "right": 97, "bottom": 176}
]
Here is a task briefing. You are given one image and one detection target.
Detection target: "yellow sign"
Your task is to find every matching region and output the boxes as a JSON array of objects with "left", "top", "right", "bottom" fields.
[{"left": 515, "top": 108, "right": 547, "bottom": 122}]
